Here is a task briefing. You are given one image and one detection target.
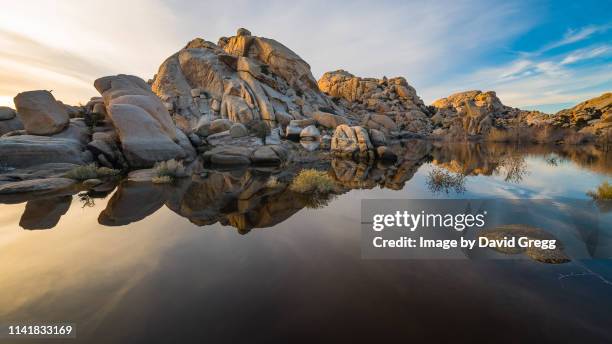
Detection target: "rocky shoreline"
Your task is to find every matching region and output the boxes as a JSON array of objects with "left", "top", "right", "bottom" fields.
[{"left": 0, "top": 28, "right": 610, "bottom": 195}]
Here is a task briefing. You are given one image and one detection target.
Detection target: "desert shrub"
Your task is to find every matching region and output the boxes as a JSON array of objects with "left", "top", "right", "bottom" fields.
[
  {"left": 289, "top": 169, "right": 335, "bottom": 194},
  {"left": 153, "top": 159, "right": 187, "bottom": 182},
  {"left": 65, "top": 164, "right": 119, "bottom": 180},
  {"left": 587, "top": 181, "right": 612, "bottom": 200},
  {"left": 426, "top": 168, "right": 466, "bottom": 194}
]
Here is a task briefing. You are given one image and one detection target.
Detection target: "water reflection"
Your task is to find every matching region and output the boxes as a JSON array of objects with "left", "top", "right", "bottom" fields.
[
  {"left": 1, "top": 141, "right": 612, "bottom": 343},
  {"left": 3, "top": 141, "right": 612, "bottom": 235}
]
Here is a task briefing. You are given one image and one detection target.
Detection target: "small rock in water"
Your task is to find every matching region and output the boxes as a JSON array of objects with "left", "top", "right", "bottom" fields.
[{"left": 300, "top": 125, "right": 321, "bottom": 140}]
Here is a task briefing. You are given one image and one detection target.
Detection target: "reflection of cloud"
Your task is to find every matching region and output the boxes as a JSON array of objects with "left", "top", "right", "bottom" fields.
[{"left": 0, "top": 198, "right": 183, "bottom": 323}]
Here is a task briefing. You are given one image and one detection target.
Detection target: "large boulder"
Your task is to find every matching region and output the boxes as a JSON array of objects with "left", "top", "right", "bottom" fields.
[
  {"left": 107, "top": 103, "right": 186, "bottom": 168},
  {"left": 13, "top": 90, "right": 69, "bottom": 135},
  {"left": 95, "top": 74, "right": 193, "bottom": 168},
  {"left": 331, "top": 124, "right": 374, "bottom": 159},
  {"left": 0, "top": 135, "right": 87, "bottom": 168},
  {"left": 313, "top": 110, "right": 348, "bottom": 128}
]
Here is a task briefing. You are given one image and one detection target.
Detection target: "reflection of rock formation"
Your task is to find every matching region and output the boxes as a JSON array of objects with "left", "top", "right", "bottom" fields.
[
  {"left": 100, "top": 168, "right": 309, "bottom": 234},
  {"left": 19, "top": 196, "right": 71, "bottom": 230},
  {"left": 479, "top": 224, "right": 570, "bottom": 264},
  {"left": 429, "top": 142, "right": 612, "bottom": 181},
  {"left": 98, "top": 181, "right": 167, "bottom": 226},
  {"left": 330, "top": 139, "right": 432, "bottom": 190}
]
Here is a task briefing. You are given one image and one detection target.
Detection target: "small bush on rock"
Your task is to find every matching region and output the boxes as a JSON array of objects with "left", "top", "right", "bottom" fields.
[
  {"left": 153, "top": 159, "right": 187, "bottom": 183},
  {"left": 290, "top": 169, "right": 335, "bottom": 194}
]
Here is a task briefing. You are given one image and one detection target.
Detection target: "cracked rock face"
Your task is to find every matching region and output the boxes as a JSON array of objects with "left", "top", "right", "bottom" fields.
[
  {"left": 151, "top": 29, "right": 337, "bottom": 132},
  {"left": 431, "top": 90, "right": 521, "bottom": 137},
  {"left": 318, "top": 70, "right": 431, "bottom": 135}
]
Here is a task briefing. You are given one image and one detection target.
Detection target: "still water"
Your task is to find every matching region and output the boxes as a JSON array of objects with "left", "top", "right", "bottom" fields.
[{"left": 1, "top": 142, "right": 611, "bottom": 343}]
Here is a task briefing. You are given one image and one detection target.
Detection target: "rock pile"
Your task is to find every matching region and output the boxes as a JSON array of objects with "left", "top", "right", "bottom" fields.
[
  {"left": 318, "top": 70, "right": 431, "bottom": 135},
  {"left": 524, "top": 92, "right": 611, "bottom": 136},
  {"left": 430, "top": 90, "right": 521, "bottom": 138}
]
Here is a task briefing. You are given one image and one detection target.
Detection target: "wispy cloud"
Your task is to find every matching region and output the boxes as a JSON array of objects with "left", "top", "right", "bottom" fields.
[
  {"left": 421, "top": 22, "right": 612, "bottom": 112},
  {"left": 540, "top": 25, "right": 610, "bottom": 52},
  {"left": 560, "top": 45, "right": 610, "bottom": 65}
]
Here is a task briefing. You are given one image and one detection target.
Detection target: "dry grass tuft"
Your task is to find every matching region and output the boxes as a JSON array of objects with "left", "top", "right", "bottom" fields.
[{"left": 289, "top": 169, "right": 335, "bottom": 194}]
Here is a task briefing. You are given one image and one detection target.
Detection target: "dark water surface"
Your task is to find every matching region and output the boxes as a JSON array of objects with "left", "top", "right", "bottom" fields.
[{"left": 1, "top": 142, "right": 611, "bottom": 343}]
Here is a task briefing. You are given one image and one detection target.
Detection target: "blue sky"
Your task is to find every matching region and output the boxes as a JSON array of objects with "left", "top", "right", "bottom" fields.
[{"left": 0, "top": 0, "right": 610, "bottom": 112}]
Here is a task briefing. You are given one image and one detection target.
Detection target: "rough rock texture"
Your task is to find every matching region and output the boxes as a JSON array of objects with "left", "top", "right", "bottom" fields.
[
  {"left": 431, "top": 90, "right": 519, "bottom": 137},
  {"left": 318, "top": 70, "right": 430, "bottom": 135},
  {"left": 0, "top": 135, "right": 87, "bottom": 168},
  {"left": 13, "top": 90, "right": 69, "bottom": 135},
  {"left": 151, "top": 29, "right": 338, "bottom": 131},
  {"left": 331, "top": 124, "right": 374, "bottom": 159},
  {"left": 524, "top": 92, "right": 612, "bottom": 136},
  {"left": 94, "top": 74, "right": 194, "bottom": 168}
]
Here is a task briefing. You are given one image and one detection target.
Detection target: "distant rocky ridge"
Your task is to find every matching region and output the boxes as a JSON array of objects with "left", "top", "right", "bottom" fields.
[{"left": 0, "top": 28, "right": 610, "bottom": 196}]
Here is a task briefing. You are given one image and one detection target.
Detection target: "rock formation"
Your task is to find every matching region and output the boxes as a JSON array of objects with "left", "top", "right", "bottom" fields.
[
  {"left": 151, "top": 29, "right": 338, "bottom": 133},
  {"left": 318, "top": 70, "right": 431, "bottom": 135},
  {"left": 524, "top": 92, "right": 611, "bottom": 136},
  {"left": 430, "top": 90, "right": 521, "bottom": 138}
]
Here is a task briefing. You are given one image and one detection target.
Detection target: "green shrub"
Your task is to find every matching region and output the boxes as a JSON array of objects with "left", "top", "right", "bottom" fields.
[
  {"left": 289, "top": 169, "right": 335, "bottom": 194},
  {"left": 587, "top": 181, "right": 612, "bottom": 200},
  {"left": 64, "top": 164, "right": 119, "bottom": 180},
  {"left": 153, "top": 159, "right": 187, "bottom": 183}
]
